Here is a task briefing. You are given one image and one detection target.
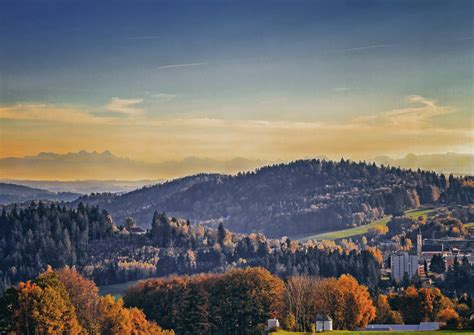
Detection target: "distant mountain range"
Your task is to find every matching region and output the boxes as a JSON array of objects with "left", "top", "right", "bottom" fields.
[
  {"left": 0, "top": 150, "right": 266, "bottom": 180},
  {"left": 0, "top": 179, "right": 160, "bottom": 194},
  {"left": 0, "top": 151, "right": 471, "bottom": 181},
  {"left": 0, "top": 183, "right": 81, "bottom": 205},
  {"left": 373, "top": 153, "right": 473, "bottom": 175}
]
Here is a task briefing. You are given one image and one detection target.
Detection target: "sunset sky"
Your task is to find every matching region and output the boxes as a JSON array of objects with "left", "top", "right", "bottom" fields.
[{"left": 0, "top": 0, "right": 472, "bottom": 166}]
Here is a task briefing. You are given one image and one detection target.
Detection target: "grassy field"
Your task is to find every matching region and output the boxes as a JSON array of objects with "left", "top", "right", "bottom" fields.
[
  {"left": 272, "top": 330, "right": 472, "bottom": 335},
  {"left": 298, "top": 208, "right": 438, "bottom": 242},
  {"left": 298, "top": 216, "right": 392, "bottom": 242}
]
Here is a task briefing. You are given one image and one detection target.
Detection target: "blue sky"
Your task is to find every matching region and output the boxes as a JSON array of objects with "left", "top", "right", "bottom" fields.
[{"left": 0, "top": 0, "right": 472, "bottom": 164}]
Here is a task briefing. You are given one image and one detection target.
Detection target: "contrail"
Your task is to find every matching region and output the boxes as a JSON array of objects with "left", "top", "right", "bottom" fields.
[{"left": 158, "top": 62, "right": 207, "bottom": 69}]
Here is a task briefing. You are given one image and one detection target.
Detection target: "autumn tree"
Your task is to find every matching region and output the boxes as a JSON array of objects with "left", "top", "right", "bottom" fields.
[
  {"left": 284, "top": 274, "right": 375, "bottom": 331},
  {"left": 387, "top": 286, "right": 458, "bottom": 325},
  {"left": 57, "top": 266, "right": 101, "bottom": 334},
  {"left": 0, "top": 268, "right": 173, "bottom": 335},
  {"left": 374, "top": 294, "right": 403, "bottom": 324},
  {"left": 124, "top": 268, "right": 284, "bottom": 335},
  {"left": 4, "top": 270, "right": 83, "bottom": 335}
]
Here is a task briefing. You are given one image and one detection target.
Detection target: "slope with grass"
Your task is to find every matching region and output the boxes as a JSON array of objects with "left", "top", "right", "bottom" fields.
[
  {"left": 298, "top": 208, "right": 438, "bottom": 241},
  {"left": 75, "top": 159, "right": 472, "bottom": 238}
]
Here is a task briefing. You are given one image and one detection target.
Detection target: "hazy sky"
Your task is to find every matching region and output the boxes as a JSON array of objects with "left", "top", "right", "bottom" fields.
[{"left": 0, "top": 0, "right": 472, "bottom": 163}]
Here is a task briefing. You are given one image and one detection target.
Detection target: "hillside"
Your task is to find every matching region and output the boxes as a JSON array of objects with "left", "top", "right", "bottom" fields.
[
  {"left": 0, "top": 183, "right": 80, "bottom": 205},
  {"left": 75, "top": 159, "right": 474, "bottom": 238},
  {"left": 0, "top": 179, "right": 160, "bottom": 194}
]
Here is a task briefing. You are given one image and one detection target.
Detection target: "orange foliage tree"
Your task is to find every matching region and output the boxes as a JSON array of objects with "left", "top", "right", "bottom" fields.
[
  {"left": 124, "top": 267, "right": 285, "bottom": 334},
  {"left": 284, "top": 274, "right": 375, "bottom": 331},
  {"left": 0, "top": 268, "right": 173, "bottom": 335}
]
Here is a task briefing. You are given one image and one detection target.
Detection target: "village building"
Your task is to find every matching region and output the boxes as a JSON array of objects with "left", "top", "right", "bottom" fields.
[
  {"left": 128, "top": 227, "right": 146, "bottom": 235},
  {"left": 315, "top": 314, "right": 332, "bottom": 332},
  {"left": 391, "top": 252, "right": 418, "bottom": 282},
  {"left": 266, "top": 318, "right": 280, "bottom": 330}
]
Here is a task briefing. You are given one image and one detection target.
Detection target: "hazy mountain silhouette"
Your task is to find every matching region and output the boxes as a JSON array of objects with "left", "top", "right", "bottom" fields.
[
  {"left": 0, "top": 150, "right": 266, "bottom": 180},
  {"left": 1, "top": 151, "right": 470, "bottom": 180},
  {"left": 373, "top": 153, "right": 473, "bottom": 175},
  {"left": 0, "top": 183, "right": 81, "bottom": 205}
]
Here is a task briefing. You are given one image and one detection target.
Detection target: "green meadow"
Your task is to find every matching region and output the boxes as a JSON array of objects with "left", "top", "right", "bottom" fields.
[{"left": 298, "top": 208, "right": 438, "bottom": 242}]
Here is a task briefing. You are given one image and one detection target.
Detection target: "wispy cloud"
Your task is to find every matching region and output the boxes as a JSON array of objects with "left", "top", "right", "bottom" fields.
[
  {"left": 158, "top": 62, "right": 207, "bottom": 69},
  {"left": 457, "top": 35, "right": 473, "bottom": 41},
  {"left": 354, "top": 95, "right": 453, "bottom": 129},
  {"left": 0, "top": 103, "right": 100, "bottom": 124},
  {"left": 105, "top": 98, "right": 144, "bottom": 115},
  {"left": 150, "top": 93, "right": 176, "bottom": 102},
  {"left": 333, "top": 87, "right": 351, "bottom": 92},
  {"left": 342, "top": 44, "right": 394, "bottom": 52},
  {"left": 1, "top": 96, "right": 471, "bottom": 163}
]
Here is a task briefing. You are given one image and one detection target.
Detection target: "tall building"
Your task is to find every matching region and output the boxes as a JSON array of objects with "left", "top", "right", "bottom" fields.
[
  {"left": 391, "top": 252, "right": 419, "bottom": 282},
  {"left": 417, "top": 234, "right": 423, "bottom": 259}
]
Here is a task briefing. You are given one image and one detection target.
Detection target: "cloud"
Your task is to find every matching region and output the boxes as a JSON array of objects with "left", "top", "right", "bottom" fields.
[
  {"left": 0, "top": 103, "right": 100, "bottom": 124},
  {"left": 356, "top": 95, "right": 453, "bottom": 129},
  {"left": 341, "top": 44, "right": 394, "bottom": 52},
  {"left": 1, "top": 95, "right": 471, "bottom": 163},
  {"left": 150, "top": 93, "right": 176, "bottom": 102},
  {"left": 105, "top": 98, "right": 144, "bottom": 115},
  {"left": 333, "top": 87, "right": 351, "bottom": 92},
  {"left": 158, "top": 62, "right": 207, "bottom": 69}
]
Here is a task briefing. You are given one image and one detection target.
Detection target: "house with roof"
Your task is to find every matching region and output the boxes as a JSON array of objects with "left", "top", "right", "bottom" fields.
[
  {"left": 315, "top": 314, "right": 332, "bottom": 332},
  {"left": 128, "top": 227, "right": 146, "bottom": 235}
]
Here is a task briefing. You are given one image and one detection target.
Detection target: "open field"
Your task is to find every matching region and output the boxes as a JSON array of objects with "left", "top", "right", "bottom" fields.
[
  {"left": 298, "top": 216, "right": 392, "bottom": 241},
  {"left": 272, "top": 330, "right": 472, "bottom": 335},
  {"left": 298, "top": 208, "right": 438, "bottom": 241}
]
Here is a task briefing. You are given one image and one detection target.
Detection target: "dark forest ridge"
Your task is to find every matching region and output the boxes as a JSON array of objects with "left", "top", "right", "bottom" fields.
[
  {"left": 75, "top": 158, "right": 474, "bottom": 238},
  {"left": 0, "top": 183, "right": 80, "bottom": 205},
  {"left": 0, "top": 179, "right": 160, "bottom": 195}
]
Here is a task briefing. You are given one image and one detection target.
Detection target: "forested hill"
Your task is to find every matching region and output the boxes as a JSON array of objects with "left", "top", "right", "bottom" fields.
[
  {"left": 0, "top": 183, "right": 81, "bottom": 205},
  {"left": 75, "top": 159, "right": 474, "bottom": 237}
]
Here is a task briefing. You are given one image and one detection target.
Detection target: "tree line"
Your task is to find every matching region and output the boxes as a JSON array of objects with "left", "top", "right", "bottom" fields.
[
  {"left": 0, "top": 202, "right": 114, "bottom": 293},
  {"left": 0, "top": 202, "right": 382, "bottom": 293},
  {"left": 124, "top": 267, "right": 474, "bottom": 334},
  {"left": 76, "top": 159, "right": 474, "bottom": 237},
  {"left": 0, "top": 267, "right": 173, "bottom": 335}
]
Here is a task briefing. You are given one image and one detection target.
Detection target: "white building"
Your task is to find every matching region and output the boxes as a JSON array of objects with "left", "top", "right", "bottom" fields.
[
  {"left": 266, "top": 318, "right": 280, "bottom": 330},
  {"left": 365, "top": 322, "right": 440, "bottom": 331},
  {"left": 416, "top": 234, "right": 423, "bottom": 259},
  {"left": 315, "top": 314, "right": 333, "bottom": 332},
  {"left": 391, "top": 252, "right": 418, "bottom": 282}
]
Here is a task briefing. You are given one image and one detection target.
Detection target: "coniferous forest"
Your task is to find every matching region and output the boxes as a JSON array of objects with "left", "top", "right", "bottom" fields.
[
  {"left": 1, "top": 160, "right": 474, "bottom": 334},
  {"left": 76, "top": 159, "right": 474, "bottom": 237}
]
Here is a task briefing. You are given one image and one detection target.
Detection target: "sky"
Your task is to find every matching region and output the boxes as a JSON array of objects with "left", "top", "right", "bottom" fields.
[{"left": 0, "top": 0, "right": 472, "bottom": 168}]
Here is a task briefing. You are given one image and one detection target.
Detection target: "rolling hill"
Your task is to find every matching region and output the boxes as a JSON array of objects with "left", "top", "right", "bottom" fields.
[
  {"left": 0, "top": 183, "right": 81, "bottom": 205},
  {"left": 75, "top": 159, "right": 473, "bottom": 238}
]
